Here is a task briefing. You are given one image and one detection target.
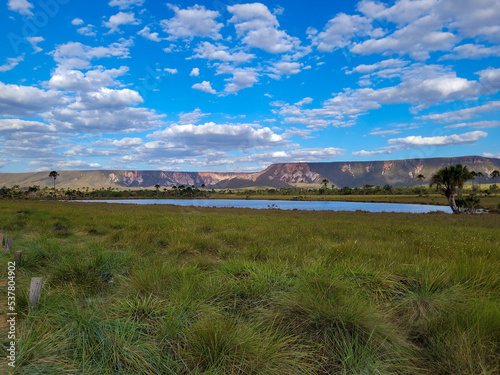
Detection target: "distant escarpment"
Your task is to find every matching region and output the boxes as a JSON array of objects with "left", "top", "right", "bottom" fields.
[{"left": 1, "top": 156, "right": 499, "bottom": 189}]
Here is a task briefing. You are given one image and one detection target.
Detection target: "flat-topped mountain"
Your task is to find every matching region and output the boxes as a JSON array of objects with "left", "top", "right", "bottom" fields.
[{"left": 1, "top": 156, "right": 499, "bottom": 189}]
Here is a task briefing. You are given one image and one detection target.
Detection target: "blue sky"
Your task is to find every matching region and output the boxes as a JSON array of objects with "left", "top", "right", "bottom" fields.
[{"left": 1, "top": 0, "right": 499, "bottom": 173}]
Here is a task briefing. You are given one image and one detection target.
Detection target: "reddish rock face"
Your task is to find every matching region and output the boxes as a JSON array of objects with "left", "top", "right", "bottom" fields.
[{"left": 1, "top": 156, "right": 499, "bottom": 189}]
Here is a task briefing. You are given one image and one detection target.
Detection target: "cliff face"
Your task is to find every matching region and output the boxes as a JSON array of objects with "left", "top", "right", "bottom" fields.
[{"left": 1, "top": 156, "right": 499, "bottom": 189}]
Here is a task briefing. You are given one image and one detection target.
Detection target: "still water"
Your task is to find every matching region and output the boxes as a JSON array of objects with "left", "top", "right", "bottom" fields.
[{"left": 76, "top": 199, "right": 451, "bottom": 214}]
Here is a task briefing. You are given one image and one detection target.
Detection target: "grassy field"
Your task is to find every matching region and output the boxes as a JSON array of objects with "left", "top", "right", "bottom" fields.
[{"left": 0, "top": 200, "right": 499, "bottom": 374}]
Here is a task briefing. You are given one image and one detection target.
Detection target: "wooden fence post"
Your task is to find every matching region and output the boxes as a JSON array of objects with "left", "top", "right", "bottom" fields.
[
  {"left": 14, "top": 250, "right": 22, "bottom": 266},
  {"left": 29, "top": 277, "right": 43, "bottom": 306},
  {"left": 0, "top": 231, "right": 3, "bottom": 246},
  {"left": 4, "top": 238, "right": 12, "bottom": 254}
]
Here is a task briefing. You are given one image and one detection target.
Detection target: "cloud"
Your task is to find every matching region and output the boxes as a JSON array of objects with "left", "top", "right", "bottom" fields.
[
  {"left": 444, "top": 121, "right": 500, "bottom": 129},
  {"left": 353, "top": 130, "right": 488, "bottom": 156},
  {"left": 222, "top": 67, "right": 259, "bottom": 94},
  {"left": 435, "top": 0, "right": 500, "bottom": 43},
  {"left": 276, "top": 62, "right": 487, "bottom": 130},
  {"left": 138, "top": 26, "right": 162, "bottom": 42},
  {"left": 358, "top": 0, "right": 436, "bottom": 24},
  {"left": 350, "top": 19, "right": 455, "bottom": 60},
  {"left": 111, "top": 137, "right": 144, "bottom": 147},
  {"left": 478, "top": 67, "right": 500, "bottom": 94},
  {"left": 72, "top": 18, "right": 84, "bottom": 26},
  {"left": 483, "top": 152, "right": 500, "bottom": 159},
  {"left": 190, "top": 67, "right": 200, "bottom": 76},
  {"left": 48, "top": 66, "right": 129, "bottom": 91},
  {"left": 0, "top": 82, "right": 63, "bottom": 117},
  {"left": 44, "top": 106, "right": 165, "bottom": 133},
  {"left": 2, "top": 136, "right": 63, "bottom": 158},
  {"left": 228, "top": 3, "right": 301, "bottom": 54},
  {"left": 69, "top": 88, "right": 143, "bottom": 110},
  {"left": 103, "top": 12, "right": 140, "bottom": 33},
  {"left": 284, "top": 76, "right": 478, "bottom": 124},
  {"left": 352, "top": 149, "right": 387, "bottom": 156},
  {"left": 77, "top": 25, "right": 97, "bottom": 36},
  {"left": 233, "top": 147, "right": 345, "bottom": 164},
  {"left": 295, "top": 97, "right": 313, "bottom": 106},
  {"left": 161, "top": 4, "right": 223, "bottom": 40},
  {"left": 56, "top": 160, "right": 102, "bottom": 169},
  {"left": 0, "top": 119, "right": 55, "bottom": 134},
  {"left": 351, "top": 0, "right": 500, "bottom": 59},
  {"left": 419, "top": 101, "right": 500, "bottom": 122},
  {"left": 193, "top": 42, "right": 255, "bottom": 63},
  {"left": 164, "top": 68, "right": 177, "bottom": 74},
  {"left": 149, "top": 122, "right": 285, "bottom": 152},
  {"left": 192, "top": 81, "right": 216, "bottom": 94},
  {"left": 7, "top": 0, "right": 33, "bottom": 16},
  {"left": 312, "top": 12, "right": 384, "bottom": 52},
  {"left": 0, "top": 55, "right": 24, "bottom": 72},
  {"left": 440, "top": 44, "right": 500, "bottom": 60},
  {"left": 326, "top": 74, "right": 479, "bottom": 113},
  {"left": 369, "top": 129, "right": 402, "bottom": 136},
  {"left": 109, "top": 0, "right": 144, "bottom": 10},
  {"left": 51, "top": 39, "right": 133, "bottom": 70},
  {"left": 178, "top": 108, "right": 209, "bottom": 124},
  {"left": 268, "top": 61, "right": 301, "bottom": 79},
  {"left": 26, "top": 36, "right": 44, "bottom": 53},
  {"left": 346, "top": 58, "right": 409, "bottom": 74},
  {"left": 387, "top": 130, "right": 487, "bottom": 147}
]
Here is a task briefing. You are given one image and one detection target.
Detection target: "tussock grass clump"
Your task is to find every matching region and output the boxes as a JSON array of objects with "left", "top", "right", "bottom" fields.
[
  {"left": 112, "top": 293, "right": 167, "bottom": 324},
  {"left": 49, "top": 244, "right": 125, "bottom": 295},
  {"left": 54, "top": 299, "right": 166, "bottom": 374},
  {"left": 11, "top": 320, "right": 74, "bottom": 374},
  {"left": 127, "top": 262, "right": 202, "bottom": 299},
  {"left": 422, "top": 297, "right": 500, "bottom": 374},
  {"left": 180, "top": 314, "right": 310, "bottom": 374},
  {"left": 263, "top": 272, "right": 417, "bottom": 374},
  {"left": 385, "top": 271, "right": 461, "bottom": 336}
]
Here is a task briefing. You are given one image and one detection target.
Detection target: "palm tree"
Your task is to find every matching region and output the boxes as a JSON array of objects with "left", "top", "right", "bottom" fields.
[
  {"left": 490, "top": 170, "right": 500, "bottom": 197},
  {"left": 430, "top": 164, "right": 473, "bottom": 214},
  {"left": 154, "top": 184, "right": 160, "bottom": 198},
  {"left": 27, "top": 185, "right": 40, "bottom": 199},
  {"left": 470, "top": 171, "right": 477, "bottom": 191},
  {"left": 49, "top": 171, "right": 59, "bottom": 199},
  {"left": 476, "top": 172, "right": 483, "bottom": 196},
  {"left": 321, "top": 179, "right": 329, "bottom": 197},
  {"left": 363, "top": 184, "right": 373, "bottom": 196},
  {"left": 416, "top": 174, "right": 425, "bottom": 196}
]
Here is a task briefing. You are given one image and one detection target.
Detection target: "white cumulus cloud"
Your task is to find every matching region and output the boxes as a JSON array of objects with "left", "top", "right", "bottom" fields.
[
  {"left": 192, "top": 81, "right": 216, "bottom": 94},
  {"left": 103, "top": 12, "right": 140, "bottom": 33},
  {"left": 228, "top": 3, "right": 301, "bottom": 54},
  {"left": 161, "top": 4, "right": 223, "bottom": 40},
  {"left": 7, "top": 0, "right": 33, "bottom": 16}
]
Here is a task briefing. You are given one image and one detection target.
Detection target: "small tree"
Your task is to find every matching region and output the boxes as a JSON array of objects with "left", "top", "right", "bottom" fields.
[
  {"left": 154, "top": 184, "right": 160, "bottom": 198},
  {"left": 363, "top": 184, "right": 373, "bottom": 196},
  {"left": 321, "top": 179, "right": 329, "bottom": 197},
  {"left": 476, "top": 172, "right": 483, "bottom": 196},
  {"left": 430, "top": 164, "right": 473, "bottom": 214},
  {"left": 416, "top": 174, "right": 425, "bottom": 196},
  {"left": 49, "top": 171, "right": 59, "bottom": 199},
  {"left": 27, "top": 185, "right": 40, "bottom": 199},
  {"left": 490, "top": 170, "right": 500, "bottom": 197}
]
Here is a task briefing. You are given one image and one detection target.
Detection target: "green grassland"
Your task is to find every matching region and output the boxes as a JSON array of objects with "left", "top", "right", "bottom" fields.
[{"left": 0, "top": 200, "right": 499, "bottom": 374}]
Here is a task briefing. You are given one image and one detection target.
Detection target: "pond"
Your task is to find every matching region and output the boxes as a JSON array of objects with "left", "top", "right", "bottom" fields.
[{"left": 75, "top": 199, "right": 451, "bottom": 214}]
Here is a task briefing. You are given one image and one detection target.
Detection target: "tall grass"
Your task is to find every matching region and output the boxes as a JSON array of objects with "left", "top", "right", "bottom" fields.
[{"left": 0, "top": 200, "right": 498, "bottom": 374}]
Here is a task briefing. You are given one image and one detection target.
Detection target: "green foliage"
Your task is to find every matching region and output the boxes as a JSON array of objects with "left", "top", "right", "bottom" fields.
[{"left": 0, "top": 200, "right": 498, "bottom": 374}]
